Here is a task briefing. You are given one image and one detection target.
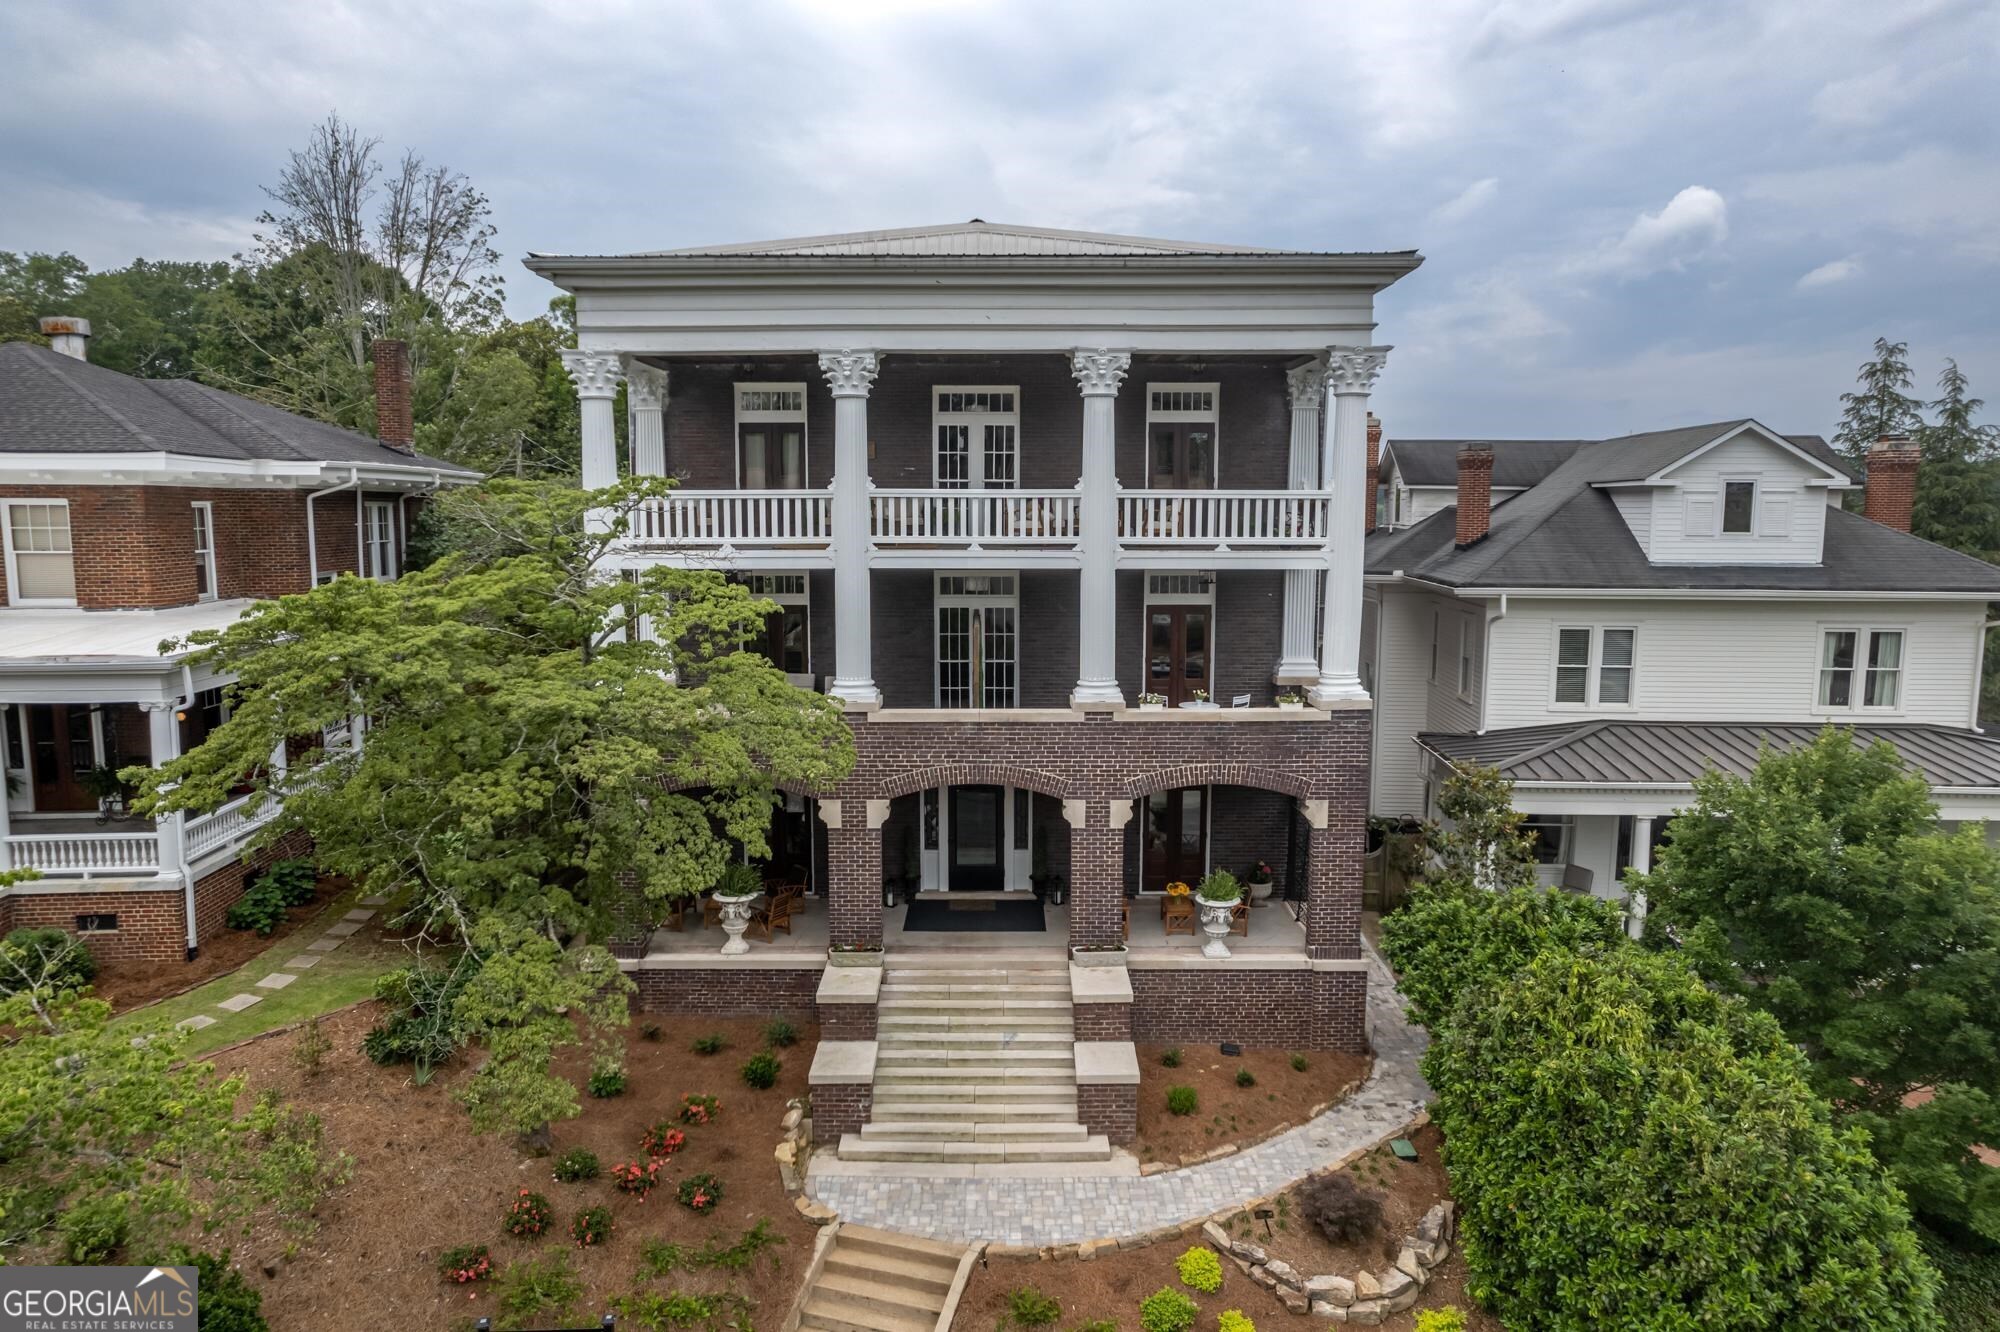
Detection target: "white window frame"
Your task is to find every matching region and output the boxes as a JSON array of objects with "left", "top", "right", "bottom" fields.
[
  {"left": 733, "top": 382, "right": 808, "bottom": 490},
  {"left": 1815, "top": 625, "right": 1906, "bottom": 713},
  {"left": 1719, "top": 475, "right": 1760, "bottom": 537},
  {"left": 363, "top": 500, "right": 397, "bottom": 581},
  {"left": 1140, "top": 571, "right": 1221, "bottom": 700},
  {"left": 2, "top": 499, "right": 77, "bottom": 607},
  {"left": 934, "top": 572, "right": 1019, "bottom": 709},
  {"left": 190, "top": 501, "right": 217, "bottom": 602},
  {"left": 1144, "top": 382, "right": 1221, "bottom": 489},
  {"left": 1429, "top": 610, "right": 1440, "bottom": 683},
  {"left": 740, "top": 573, "right": 811, "bottom": 679},
  {"left": 1456, "top": 614, "right": 1476, "bottom": 701},
  {"left": 1551, "top": 625, "right": 1639, "bottom": 709},
  {"left": 932, "top": 386, "right": 1020, "bottom": 490}
]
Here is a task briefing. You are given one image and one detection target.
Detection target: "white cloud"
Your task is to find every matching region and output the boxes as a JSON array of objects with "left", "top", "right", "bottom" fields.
[
  {"left": 1795, "top": 256, "right": 1863, "bottom": 290},
  {"left": 1430, "top": 177, "right": 1500, "bottom": 227},
  {"left": 1810, "top": 64, "right": 1914, "bottom": 129},
  {"left": 1569, "top": 186, "right": 1730, "bottom": 279}
]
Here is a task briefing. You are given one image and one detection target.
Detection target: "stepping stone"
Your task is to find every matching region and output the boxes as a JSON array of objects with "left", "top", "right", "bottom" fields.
[
  {"left": 217, "top": 992, "right": 262, "bottom": 1013},
  {"left": 176, "top": 1014, "right": 218, "bottom": 1032},
  {"left": 256, "top": 973, "right": 297, "bottom": 991},
  {"left": 287, "top": 955, "right": 323, "bottom": 970},
  {"left": 324, "top": 921, "right": 362, "bottom": 937},
  {"left": 358, "top": 895, "right": 389, "bottom": 906},
  {"left": 342, "top": 909, "right": 376, "bottom": 922},
  {"left": 306, "top": 937, "right": 343, "bottom": 952}
]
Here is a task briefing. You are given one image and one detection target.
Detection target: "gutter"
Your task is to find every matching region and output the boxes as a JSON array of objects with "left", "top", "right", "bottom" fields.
[
  {"left": 172, "top": 664, "right": 198, "bottom": 958},
  {"left": 306, "top": 468, "right": 362, "bottom": 586},
  {"left": 1478, "top": 593, "right": 1507, "bottom": 735}
]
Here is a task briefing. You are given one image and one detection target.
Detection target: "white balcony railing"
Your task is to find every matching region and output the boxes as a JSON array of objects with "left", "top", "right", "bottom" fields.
[
  {"left": 631, "top": 490, "right": 834, "bottom": 548},
  {"left": 6, "top": 832, "right": 160, "bottom": 878},
  {"left": 1118, "top": 490, "right": 1331, "bottom": 548},
  {"left": 871, "top": 489, "right": 1082, "bottom": 547},
  {"left": 185, "top": 795, "right": 279, "bottom": 863}
]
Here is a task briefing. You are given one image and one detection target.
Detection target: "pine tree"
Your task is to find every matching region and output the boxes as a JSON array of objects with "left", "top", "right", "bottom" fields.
[
  {"left": 1835, "top": 337, "right": 1924, "bottom": 470},
  {"left": 1911, "top": 359, "right": 2000, "bottom": 560}
]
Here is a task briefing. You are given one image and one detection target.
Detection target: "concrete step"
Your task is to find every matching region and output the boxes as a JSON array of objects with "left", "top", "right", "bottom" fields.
[
  {"left": 877, "top": 997, "right": 1072, "bottom": 1014},
  {"left": 860, "top": 1119, "right": 1089, "bottom": 1142},
  {"left": 814, "top": 1270, "right": 947, "bottom": 1317},
  {"left": 873, "top": 1064, "right": 1076, "bottom": 1086},
  {"left": 878, "top": 1025, "right": 1074, "bottom": 1041},
  {"left": 865, "top": 1099, "right": 1079, "bottom": 1120},
  {"left": 800, "top": 1293, "right": 935, "bottom": 1332},
  {"left": 870, "top": 1079, "right": 1078, "bottom": 1101},
  {"left": 881, "top": 981, "right": 1072, "bottom": 998},
  {"left": 877, "top": 1046, "right": 1075, "bottom": 1066},
  {"left": 837, "top": 1224, "right": 973, "bottom": 1264},
  {"left": 822, "top": 1247, "right": 958, "bottom": 1298},
  {"left": 837, "top": 1133, "right": 1113, "bottom": 1164}
]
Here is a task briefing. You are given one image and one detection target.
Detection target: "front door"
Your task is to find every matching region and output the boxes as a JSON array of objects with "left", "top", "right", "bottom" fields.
[
  {"left": 25, "top": 704, "right": 97, "bottom": 812},
  {"left": 1147, "top": 605, "right": 1212, "bottom": 707},
  {"left": 1148, "top": 422, "right": 1216, "bottom": 490},
  {"left": 948, "top": 784, "right": 1005, "bottom": 891},
  {"left": 1142, "top": 787, "right": 1208, "bottom": 894}
]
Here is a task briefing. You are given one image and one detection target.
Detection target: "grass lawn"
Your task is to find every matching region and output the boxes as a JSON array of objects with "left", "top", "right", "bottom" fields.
[{"left": 111, "top": 885, "right": 416, "bottom": 1058}]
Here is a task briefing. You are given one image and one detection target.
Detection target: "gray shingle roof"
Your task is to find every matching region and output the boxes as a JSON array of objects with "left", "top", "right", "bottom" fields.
[
  {"left": 1416, "top": 720, "right": 2000, "bottom": 790},
  {"left": 0, "top": 342, "right": 479, "bottom": 474},
  {"left": 1382, "top": 439, "right": 1593, "bottom": 488}
]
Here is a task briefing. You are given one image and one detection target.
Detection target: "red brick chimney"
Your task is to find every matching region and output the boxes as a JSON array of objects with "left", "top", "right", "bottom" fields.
[
  {"left": 1455, "top": 444, "right": 1495, "bottom": 548},
  {"left": 1864, "top": 433, "right": 1919, "bottom": 532},
  {"left": 370, "top": 339, "right": 416, "bottom": 455},
  {"left": 1365, "top": 413, "right": 1382, "bottom": 534}
]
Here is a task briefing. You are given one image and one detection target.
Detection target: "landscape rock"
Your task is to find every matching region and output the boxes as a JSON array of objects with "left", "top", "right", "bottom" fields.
[
  {"left": 1264, "top": 1258, "right": 1303, "bottom": 1290},
  {"left": 1353, "top": 1269, "right": 1382, "bottom": 1300},
  {"left": 1378, "top": 1268, "right": 1416, "bottom": 1303},
  {"left": 1416, "top": 1203, "right": 1449, "bottom": 1245},
  {"left": 1232, "top": 1241, "right": 1269, "bottom": 1265},
  {"left": 1346, "top": 1298, "right": 1386, "bottom": 1326},
  {"left": 1406, "top": 1237, "right": 1442, "bottom": 1268},
  {"left": 1078, "top": 1239, "right": 1116, "bottom": 1262},
  {"left": 1309, "top": 1299, "right": 1349, "bottom": 1322},
  {"left": 1279, "top": 1287, "right": 1311, "bottom": 1315},
  {"left": 1227, "top": 1253, "right": 1255, "bottom": 1275},
  {"left": 793, "top": 1198, "right": 836, "bottom": 1225},
  {"left": 1250, "top": 1265, "right": 1278, "bottom": 1291},
  {"left": 1141, "top": 1161, "right": 1173, "bottom": 1176},
  {"left": 780, "top": 1106, "right": 803, "bottom": 1133},
  {"left": 1304, "top": 1274, "right": 1355, "bottom": 1306},
  {"left": 1202, "top": 1221, "right": 1232, "bottom": 1251},
  {"left": 1394, "top": 1246, "right": 1427, "bottom": 1286}
]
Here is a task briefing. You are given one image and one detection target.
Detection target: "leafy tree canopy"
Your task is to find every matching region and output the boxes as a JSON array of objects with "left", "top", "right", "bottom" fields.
[{"left": 1634, "top": 728, "right": 2000, "bottom": 1242}]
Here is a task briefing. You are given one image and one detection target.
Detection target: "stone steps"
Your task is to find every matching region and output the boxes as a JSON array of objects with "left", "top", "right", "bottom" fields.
[
  {"left": 859, "top": 1119, "right": 1088, "bottom": 1142},
  {"left": 865, "top": 1098, "right": 1079, "bottom": 1121},
  {"left": 872, "top": 1081, "right": 1080, "bottom": 1104},
  {"left": 836, "top": 1133, "right": 1113, "bottom": 1164},
  {"left": 795, "top": 1225, "right": 969, "bottom": 1332},
  {"left": 877, "top": 1028, "right": 1074, "bottom": 1047}
]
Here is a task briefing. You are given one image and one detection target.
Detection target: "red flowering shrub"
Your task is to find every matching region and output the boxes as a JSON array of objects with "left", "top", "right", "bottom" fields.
[
  {"left": 679, "top": 1093, "right": 721, "bottom": 1125},
  {"left": 570, "top": 1205, "right": 614, "bottom": 1247},
  {"left": 677, "top": 1172, "right": 724, "bottom": 1212},
  {"left": 437, "top": 1244, "right": 491, "bottom": 1284},
  {"left": 640, "top": 1122, "right": 686, "bottom": 1158},
  {"left": 503, "top": 1189, "right": 553, "bottom": 1239},
  {"left": 611, "top": 1158, "right": 664, "bottom": 1198}
]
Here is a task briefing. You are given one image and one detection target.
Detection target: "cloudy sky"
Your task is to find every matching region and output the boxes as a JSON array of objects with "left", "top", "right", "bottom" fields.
[{"left": 2, "top": 0, "right": 1996, "bottom": 439}]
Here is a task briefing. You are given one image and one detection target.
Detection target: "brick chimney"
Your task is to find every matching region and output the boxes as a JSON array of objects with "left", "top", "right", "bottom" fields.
[
  {"left": 1455, "top": 444, "right": 1495, "bottom": 548},
  {"left": 1365, "top": 412, "right": 1383, "bottom": 534},
  {"left": 1864, "top": 434, "right": 1919, "bottom": 532},
  {"left": 38, "top": 316, "right": 90, "bottom": 361},
  {"left": 370, "top": 339, "right": 416, "bottom": 455}
]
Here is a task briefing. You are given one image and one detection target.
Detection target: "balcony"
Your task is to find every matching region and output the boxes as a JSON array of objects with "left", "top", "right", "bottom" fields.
[
  {"left": 872, "top": 490, "right": 1081, "bottom": 550},
  {"left": 2, "top": 796, "right": 280, "bottom": 881},
  {"left": 631, "top": 490, "right": 834, "bottom": 552}
]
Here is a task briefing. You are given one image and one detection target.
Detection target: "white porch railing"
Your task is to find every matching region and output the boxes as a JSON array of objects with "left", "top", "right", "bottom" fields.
[
  {"left": 631, "top": 491, "right": 834, "bottom": 547},
  {"left": 1117, "top": 490, "right": 1331, "bottom": 548},
  {"left": 871, "top": 489, "right": 1082, "bottom": 547},
  {"left": 6, "top": 832, "right": 160, "bottom": 877},
  {"left": 185, "top": 795, "right": 279, "bottom": 863}
]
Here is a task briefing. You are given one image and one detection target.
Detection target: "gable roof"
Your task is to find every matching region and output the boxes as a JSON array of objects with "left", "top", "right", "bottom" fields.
[
  {"left": 1365, "top": 419, "right": 2000, "bottom": 595},
  {"left": 0, "top": 341, "right": 479, "bottom": 474},
  {"left": 1381, "top": 439, "right": 1593, "bottom": 489}
]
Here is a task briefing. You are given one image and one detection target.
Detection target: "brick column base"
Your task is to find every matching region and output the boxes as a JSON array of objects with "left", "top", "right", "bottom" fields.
[
  {"left": 823, "top": 800, "right": 883, "bottom": 950},
  {"left": 1068, "top": 802, "right": 1124, "bottom": 949},
  {"left": 1311, "top": 967, "right": 1369, "bottom": 1054},
  {"left": 820, "top": 1004, "right": 877, "bottom": 1040},
  {"left": 1073, "top": 1001, "right": 1132, "bottom": 1041},
  {"left": 1078, "top": 1084, "right": 1138, "bottom": 1145},
  {"left": 811, "top": 1083, "right": 871, "bottom": 1138}
]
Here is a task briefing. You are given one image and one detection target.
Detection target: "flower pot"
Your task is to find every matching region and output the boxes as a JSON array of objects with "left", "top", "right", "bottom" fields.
[
  {"left": 827, "top": 947, "right": 884, "bottom": 968},
  {"left": 1247, "top": 878, "right": 1275, "bottom": 903},
  {"left": 1138, "top": 702, "right": 1165, "bottom": 711},
  {"left": 1071, "top": 944, "right": 1129, "bottom": 968},
  {"left": 712, "top": 890, "right": 760, "bottom": 956},
  {"left": 1197, "top": 900, "right": 1237, "bottom": 959},
  {"left": 1277, "top": 701, "right": 1306, "bottom": 711}
]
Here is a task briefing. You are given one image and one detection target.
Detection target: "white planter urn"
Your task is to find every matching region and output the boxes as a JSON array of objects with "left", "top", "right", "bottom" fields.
[
  {"left": 713, "top": 891, "right": 760, "bottom": 956},
  {"left": 1247, "top": 878, "right": 1275, "bottom": 904},
  {"left": 1197, "top": 899, "right": 1237, "bottom": 959}
]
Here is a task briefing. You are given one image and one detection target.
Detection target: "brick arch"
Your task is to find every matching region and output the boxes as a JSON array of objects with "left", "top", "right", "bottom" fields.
[
  {"left": 1111, "top": 762, "right": 1314, "bottom": 801},
  {"left": 872, "top": 762, "right": 1074, "bottom": 801}
]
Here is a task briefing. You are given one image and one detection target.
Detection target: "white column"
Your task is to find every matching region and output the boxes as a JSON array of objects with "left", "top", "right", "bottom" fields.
[
  {"left": 1626, "top": 815, "right": 1654, "bottom": 939},
  {"left": 1070, "top": 349, "right": 1131, "bottom": 707},
  {"left": 142, "top": 702, "right": 193, "bottom": 948},
  {"left": 820, "top": 350, "right": 881, "bottom": 710},
  {"left": 561, "top": 349, "right": 624, "bottom": 494},
  {"left": 1277, "top": 361, "right": 1326, "bottom": 684},
  {"left": 0, "top": 707, "right": 12, "bottom": 859},
  {"left": 624, "top": 360, "right": 669, "bottom": 477},
  {"left": 1310, "top": 346, "right": 1391, "bottom": 707}
]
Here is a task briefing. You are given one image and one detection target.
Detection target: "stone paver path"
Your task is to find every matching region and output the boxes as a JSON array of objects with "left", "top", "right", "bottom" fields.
[
  {"left": 216, "top": 992, "right": 262, "bottom": 1013},
  {"left": 256, "top": 972, "right": 297, "bottom": 990},
  {"left": 806, "top": 941, "right": 1430, "bottom": 1246},
  {"left": 323, "top": 921, "right": 362, "bottom": 938},
  {"left": 343, "top": 909, "right": 376, "bottom": 922},
  {"left": 287, "top": 955, "right": 322, "bottom": 970},
  {"left": 305, "top": 936, "right": 342, "bottom": 952},
  {"left": 176, "top": 1014, "right": 217, "bottom": 1032},
  {"left": 180, "top": 893, "right": 379, "bottom": 1030}
]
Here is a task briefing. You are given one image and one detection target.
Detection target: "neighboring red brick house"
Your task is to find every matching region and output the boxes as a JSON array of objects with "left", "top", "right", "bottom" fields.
[
  {"left": 0, "top": 324, "right": 478, "bottom": 964},
  {"left": 529, "top": 222, "right": 1418, "bottom": 1157}
]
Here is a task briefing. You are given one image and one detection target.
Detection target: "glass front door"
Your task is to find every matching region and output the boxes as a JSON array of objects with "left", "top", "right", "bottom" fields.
[
  {"left": 948, "top": 785, "right": 1005, "bottom": 890},
  {"left": 739, "top": 424, "right": 806, "bottom": 489},
  {"left": 1142, "top": 787, "right": 1208, "bottom": 893},
  {"left": 1148, "top": 422, "right": 1216, "bottom": 489},
  {"left": 1148, "top": 605, "right": 1211, "bottom": 707},
  {"left": 25, "top": 704, "right": 98, "bottom": 812}
]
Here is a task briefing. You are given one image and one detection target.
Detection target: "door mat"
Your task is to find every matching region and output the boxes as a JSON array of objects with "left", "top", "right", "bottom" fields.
[{"left": 902, "top": 898, "right": 1046, "bottom": 932}]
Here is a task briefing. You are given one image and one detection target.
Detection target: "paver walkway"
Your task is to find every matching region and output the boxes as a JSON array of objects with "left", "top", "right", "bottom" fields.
[
  {"left": 806, "top": 941, "right": 1431, "bottom": 1246},
  {"left": 174, "top": 903, "right": 378, "bottom": 1032}
]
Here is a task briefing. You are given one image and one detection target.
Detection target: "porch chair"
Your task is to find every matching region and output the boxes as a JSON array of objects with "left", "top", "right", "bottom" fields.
[
  {"left": 1162, "top": 895, "right": 1197, "bottom": 936},
  {"left": 749, "top": 891, "right": 796, "bottom": 942},
  {"left": 1229, "top": 900, "right": 1250, "bottom": 937},
  {"left": 661, "top": 897, "right": 690, "bottom": 933},
  {"left": 1120, "top": 899, "right": 1131, "bottom": 941}
]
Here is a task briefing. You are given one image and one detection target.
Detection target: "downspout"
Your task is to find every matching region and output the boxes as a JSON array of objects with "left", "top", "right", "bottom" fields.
[
  {"left": 1478, "top": 592, "right": 1508, "bottom": 735},
  {"left": 175, "top": 665, "right": 198, "bottom": 956},
  {"left": 306, "top": 468, "right": 363, "bottom": 585}
]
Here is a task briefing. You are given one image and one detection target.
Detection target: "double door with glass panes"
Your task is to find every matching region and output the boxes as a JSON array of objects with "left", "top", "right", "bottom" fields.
[
  {"left": 1141, "top": 787, "right": 1207, "bottom": 894},
  {"left": 1148, "top": 422, "right": 1216, "bottom": 490},
  {"left": 934, "top": 389, "right": 1017, "bottom": 490},
  {"left": 936, "top": 575, "right": 1016, "bottom": 708},
  {"left": 1147, "top": 605, "right": 1211, "bottom": 707}
]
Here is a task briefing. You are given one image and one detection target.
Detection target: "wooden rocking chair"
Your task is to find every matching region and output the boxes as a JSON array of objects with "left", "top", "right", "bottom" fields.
[{"left": 749, "top": 891, "right": 796, "bottom": 942}]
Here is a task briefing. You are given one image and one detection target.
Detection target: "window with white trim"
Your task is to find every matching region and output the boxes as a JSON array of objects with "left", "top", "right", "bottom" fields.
[
  {"left": 936, "top": 574, "right": 1017, "bottom": 708},
  {"left": 933, "top": 387, "right": 1018, "bottom": 489},
  {"left": 3, "top": 500, "right": 76, "bottom": 605},
  {"left": 734, "top": 383, "right": 807, "bottom": 489},
  {"left": 1457, "top": 616, "right": 1475, "bottom": 699},
  {"left": 739, "top": 573, "right": 810, "bottom": 675},
  {"left": 1519, "top": 814, "right": 1570, "bottom": 866},
  {"left": 1554, "top": 626, "right": 1637, "bottom": 706},
  {"left": 1818, "top": 628, "right": 1903, "bottom": 709},
  {"left": 1722, "top": 478, "right": 1758, "bottom": 534},
  {"left": 1145, "top": 382, "right": 1219, "bottom": 489},
  {"left": 191, "top": 501, "right": 217, "bottom": 601},
  {"left": 363, "top": 501, "right": 396, "bottom": 580}
]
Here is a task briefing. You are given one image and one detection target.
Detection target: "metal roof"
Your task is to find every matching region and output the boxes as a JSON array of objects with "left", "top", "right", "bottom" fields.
[{"left": 1416, "top": 720, "right": 2000, "bottom": 790}]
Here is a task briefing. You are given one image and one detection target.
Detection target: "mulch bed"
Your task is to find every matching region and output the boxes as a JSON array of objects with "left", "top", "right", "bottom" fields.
[
  {"left": 1135, "top": 1045, "right": 1370, "bottom": 1165},
  {"left": 199, "top": 1008, "right": 819, "bottom": 1331},
  {"left": 959, "top": 1126, "right": 1497, "bottom": 1332},
  {"left": 92, "top": 874, "right": 355, "bottom": 1012}
]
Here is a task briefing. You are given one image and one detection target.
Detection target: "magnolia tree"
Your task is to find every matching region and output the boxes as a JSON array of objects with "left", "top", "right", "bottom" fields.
[{"left": 134, "top": 478, "right": 855, "bottom": 1136}]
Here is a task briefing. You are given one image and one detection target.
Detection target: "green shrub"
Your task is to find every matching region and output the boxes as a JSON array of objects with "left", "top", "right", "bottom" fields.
[
  {"left": 1920, "top": 1227, "right": 2000, "bottom": 1330},
  {"left": 552, "top": 1147, "right": 599, "bottom": 1183},
  {"left": 1394, "top": 896, "right": 1942, "bottom": 1330},
  {"left": 1139, "top": 1286, "right": 1199, "bottom": 1332},
  {"left": 1218, "top": 1311, "right": 1256, "bottom": 1332},
  {"left": 225, "top": 882, "right": 289, "bottom": 935},
  {"left": 361, "top": 961, "right": 475, "bottom": 1068},
  {"left": 59, "top": 1195, "right": 128, "bottom": 1263},
  {"left": 740, "top": 1051, "right": 780, "bottom": 1089},
  {"left": 164, "top": 1249, "right": 266, "bottom": 1332},
  {"left": 1161, "top": 1048, "right": 1182, "bottom": 1068},
  {"left": 258, "top": 858, "right": 319, "bottom": 907},
  {"left": 691, "top": 1032, "right": 726, "bottom": 1056},
  {"left": 677, "top": 1172, "right": 723, "bottom": 1211},
  {"left": 436, "top": 1243, "right": 493, "bottom": 1284},
  {"left": 495, "top": 1252, "right": 582, "bottom": 1328},
  {"left": 1166, "top": 1085, "right": 1198, "bottom": 1116},
  {"left": 569, "top": 1204, "right": 614, "bottom": 1247},
  {"left": 613, "top": 1290, "right": 750, "bottom": 1329},
  {"left": 1006, "top": 1285, "right": 1062, "bottom": 1328},
  {"left": 715, "top": 862, "right": 764, "bottom": 897},
  {"left": 1073, "top": 1322, "right": 1119, "bottom": 1332},
  {"left": 638, "top": 1220, "right": 786, "bottom": 1277},
  {"left": 1289, "top": 1053, "right": 1309, "bottom": 1072},
  {"left": 1414, "top": 1311, "right": 1467, "bottom": 1332},
  {"left": 0, "top": 926, "right": 96, "bottom": 995},
  {"left": 762, "top": 1018, "right": 799, "bottom": 1048},
  {"left": 640, "top": 1022, "right": 662, "bottom": 1041},
  {"left": 587, "top": 1057, "right": 627, "bottom": 1099},
  {"left": 1176, "top": 1245, "right": 1223, "bottom": 1293},
  {"left": 502, "top": 1189, "right": 554, "bottom": 1239},
  {"left": 1298, "top": 1174, "right": 1382, "bottom": 1245},
  {"left": 1234, "top": 1068, "right": 1256, "bottom": 1088}
]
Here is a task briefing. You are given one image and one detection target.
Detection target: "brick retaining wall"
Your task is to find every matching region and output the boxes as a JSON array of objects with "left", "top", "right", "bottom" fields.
[
  {"left": 1078, "top": 1084, "right": 1138, "bottom": 1145},
  {"left": 630, "top": 965, "right": 823, "bottom": 1021}
]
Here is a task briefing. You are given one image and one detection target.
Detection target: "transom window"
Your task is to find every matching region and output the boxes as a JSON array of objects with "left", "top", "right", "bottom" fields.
[
  {"left": 1819, "top": 628, "right": 1903, "bottom": 709},
  {"left": 191, "top": 501, "right": 217, "bottom": 601},
  {"left": 738, "top": 387, "right": 804, "bottom": 414},
  {"left": 936, "top": 573, "right": 1017, "bottom": 708},
  {"left": 933, "top": 386, "right": 1019, "bottom": 490},
  {"left": 1149, "top": 388, "right": 1214, "bottom": 414},
  {"left": 3, "top": 500, "right": 76, "bottom": 605},
  {"left": 1555, "top": 626, "right": 1637, "bottom": 706},
  {"left": 735, "top": 382, "right": 808, "bottom": 490}
]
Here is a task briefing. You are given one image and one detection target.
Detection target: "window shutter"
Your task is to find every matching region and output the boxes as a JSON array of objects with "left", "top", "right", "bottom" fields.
[
  {"left": 1759, "top": 490, "right": 1793, "bottom": 537},
  {"left": 1684, "top": 491, "right": 1717, "bottom": 538}
]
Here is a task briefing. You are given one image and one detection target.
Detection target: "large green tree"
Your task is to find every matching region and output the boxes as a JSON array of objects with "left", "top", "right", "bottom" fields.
[
  {"left": 1836, "top": 336, "right": 1925, "bottom": 471},
  {"left": 1633, "top": 728, "right": 2000, "bottom": 1242}
]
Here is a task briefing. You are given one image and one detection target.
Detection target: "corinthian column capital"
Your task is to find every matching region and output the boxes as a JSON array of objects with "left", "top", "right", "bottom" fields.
[
  {"left": 1323, "top": 346, "right": 1391, "bottom": 396},
  {"left": 560, "top": 348, "right": 624, "bottom": 399},
  {"left": 1286, "top": 361, "right": 1327, "bottom": 410},
  {"left": 818, "top": 349, "right": 880, "bottom": 398},
  {"left": 1070, "top": 349, "right": 1131, "bottom": 397},
  {"left": 623, "top": 359, "right": 669, "bottom": 410}
]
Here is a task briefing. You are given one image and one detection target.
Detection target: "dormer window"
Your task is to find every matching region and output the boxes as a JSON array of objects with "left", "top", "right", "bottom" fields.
[{"left": 1722, "top": 480, "right": 1757, "bottom": 534}]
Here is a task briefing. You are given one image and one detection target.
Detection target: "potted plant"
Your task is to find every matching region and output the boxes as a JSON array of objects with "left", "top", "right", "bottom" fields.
[
  {"left": 79, "top": 765, "right": 136, "bottom": 822},
  {"left": 711, "top": 862, "right": 763, "bottom": 956},
  {"left": 1276, "top": 690, "right": 1306, "bottom": 710},
  {"left": 1244, "top": 859, "right": 1276, "bottom": 903},
  {"left": 1138, "top": 692, "right": 1167, "bottom": 711},
  {"left": 1194, "top": 870, "right": 1242, "bottom": 959}
]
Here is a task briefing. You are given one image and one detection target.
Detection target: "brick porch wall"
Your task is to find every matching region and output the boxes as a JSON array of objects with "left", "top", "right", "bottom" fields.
[
  {"left": 0, "top": 885, "right": 185, "bottom": 966},
  {"left": 1078, "top": 1084, "right": 1139, "bottom": 1145},
  {"left": 630, "top": 965, "right": 823, "bottom": 1021},
  {"left": 1073, "top": 1001, "right": 1133, "bottom": 1041},
  {"left": 189, "top": 826, "right": 313, "bottom": 948},
  {"left": 810, "top": 1082, "right": 872, "bottom": 1139},
  {"left": 1129, "top": 967, "right": 1364, "bottom": 1052}
]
